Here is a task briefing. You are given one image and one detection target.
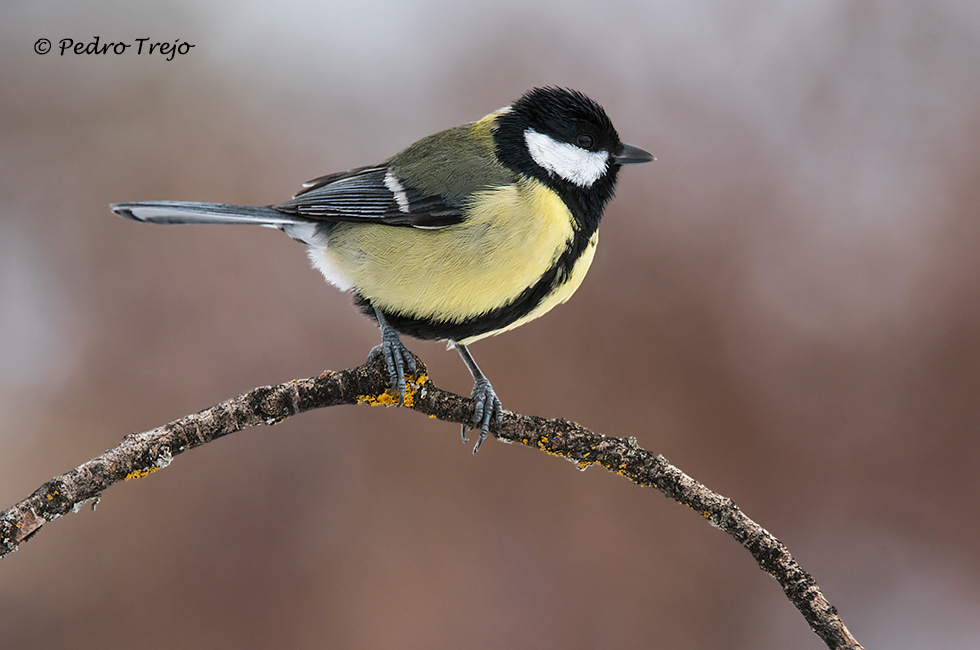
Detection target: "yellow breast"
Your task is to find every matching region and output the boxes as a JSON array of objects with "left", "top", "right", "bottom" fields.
[{"left": 459, "top": 229, "right": 597, "bottom": 345}]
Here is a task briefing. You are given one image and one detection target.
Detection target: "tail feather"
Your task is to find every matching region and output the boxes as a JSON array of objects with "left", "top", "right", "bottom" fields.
[{"left": 111, "top": 201, "right": 300, "bottom": 227}]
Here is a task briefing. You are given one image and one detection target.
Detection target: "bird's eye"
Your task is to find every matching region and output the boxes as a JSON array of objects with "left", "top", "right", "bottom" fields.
[{"left": 576, "top": 134, "right": 595, "bottom": 149}]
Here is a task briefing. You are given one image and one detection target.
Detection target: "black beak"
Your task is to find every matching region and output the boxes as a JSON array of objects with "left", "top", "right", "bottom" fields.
[{"left": 613, "top": 143, "right": 654, "bottom": 165}]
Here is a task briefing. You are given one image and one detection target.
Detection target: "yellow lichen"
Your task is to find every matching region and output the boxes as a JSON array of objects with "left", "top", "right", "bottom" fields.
[
  {"left": 356, "top": 391, "right": 399, "bottom": 407},
  {"left": 124, "top": 467, "right": 160, "bottom": 481},
  {"left": 357, "top": 373, "right": 428, "bottom": 407}
]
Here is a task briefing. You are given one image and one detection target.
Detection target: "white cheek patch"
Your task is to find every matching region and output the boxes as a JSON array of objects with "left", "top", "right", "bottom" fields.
[{"left": 524, "top": 129, "right": 609, "bottom": 188}]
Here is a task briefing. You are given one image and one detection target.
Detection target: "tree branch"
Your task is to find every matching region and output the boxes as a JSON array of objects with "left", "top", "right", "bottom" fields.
[{"left": 0, "top": 353, "right": 862, "bottom": 649}]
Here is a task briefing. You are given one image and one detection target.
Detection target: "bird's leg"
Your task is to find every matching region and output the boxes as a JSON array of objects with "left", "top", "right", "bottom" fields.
[
  {"left": 455, "top": 343, "right": 503, "bottom": 453},
  {"left": 369, "top": 307, "right": 417, "bottom": 404}
]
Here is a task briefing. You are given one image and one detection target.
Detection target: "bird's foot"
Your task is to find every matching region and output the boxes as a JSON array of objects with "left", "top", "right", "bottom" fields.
[
  {"left": 368, "top": 327, "right": 417, "bottom": 405},
  {"left": 461, "top": 376, "right": 503, "bottom": 454}
]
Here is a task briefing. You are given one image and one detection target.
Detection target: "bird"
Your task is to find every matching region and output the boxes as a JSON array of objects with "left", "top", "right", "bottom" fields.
[{"left": 112, "top": 87, "right": 653, "bottom": 452}]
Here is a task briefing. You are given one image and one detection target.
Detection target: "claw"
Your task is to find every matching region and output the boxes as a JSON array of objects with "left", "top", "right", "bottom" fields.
[
  {"left": 371, "top": 307, "right": 417, "bottom": 404},
  {"left": 455, "top": 343, "right": 503, "bottom": 453},
  {"left": 467, "top": 376, "right": 503, "bottom": 453}
]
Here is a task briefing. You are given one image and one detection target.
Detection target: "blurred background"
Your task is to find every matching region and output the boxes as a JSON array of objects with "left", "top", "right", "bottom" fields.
[{"left": 3, "top": 1, "right": 980, "bottom": 648}]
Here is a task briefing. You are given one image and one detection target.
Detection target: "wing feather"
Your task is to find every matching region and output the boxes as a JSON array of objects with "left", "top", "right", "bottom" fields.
[{"left": 275, "top": 166, "right": 466, "bottom": 229}]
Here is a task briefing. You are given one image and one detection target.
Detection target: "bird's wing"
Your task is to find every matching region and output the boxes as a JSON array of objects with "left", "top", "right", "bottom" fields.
[{"left": 274, "top": 166, "right": 466, "bottom": 229}]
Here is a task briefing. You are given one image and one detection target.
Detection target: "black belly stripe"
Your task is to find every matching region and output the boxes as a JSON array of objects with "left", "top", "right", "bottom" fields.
[{"left": 356, "top": 223, "right": 595, "bottom": 342}]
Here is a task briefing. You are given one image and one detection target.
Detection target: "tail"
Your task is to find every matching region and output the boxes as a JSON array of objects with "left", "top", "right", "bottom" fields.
[{"left": 111, "top": 201, "right": 300, "bottom": 227}]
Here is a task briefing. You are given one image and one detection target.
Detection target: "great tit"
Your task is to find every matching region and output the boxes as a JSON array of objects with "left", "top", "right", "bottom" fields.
[{"left": 112, "top": 87, "right": 652, "bottom": 452}]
